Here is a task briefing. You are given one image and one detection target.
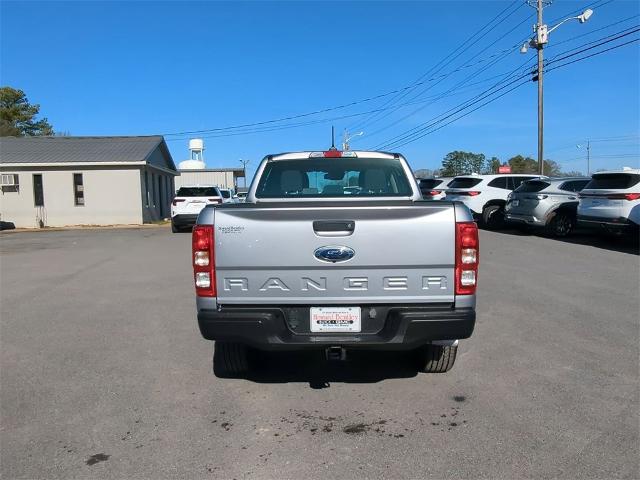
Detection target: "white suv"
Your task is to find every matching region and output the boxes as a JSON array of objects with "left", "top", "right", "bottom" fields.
[
  {"left": 445, "top": 174, "right": 541, "bottom": 228},
  {"left": 171, "top": 186, "right": 223, "bottom": 233},
  {"left": 577, "top": 168, "right": 640, "bottom": 234},
  {"left": 417, "top": 177, "right": 454, "bottom": 200},
  {"left": 219, "top": 188, "right": 239, "bottom": 203}
]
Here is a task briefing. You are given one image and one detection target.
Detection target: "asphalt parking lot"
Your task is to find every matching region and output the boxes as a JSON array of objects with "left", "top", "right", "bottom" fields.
[{"left": 1, "top": 227, "right": 638, "bottom": 479}]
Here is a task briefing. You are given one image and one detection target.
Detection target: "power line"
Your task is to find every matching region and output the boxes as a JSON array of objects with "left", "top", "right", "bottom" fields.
[
  {"left": 161, "top": 0, "right": 623, "bottom": 142},
  {"left": 549, "top": 13, "right": 640, "bottom": 48},
  {"left": 375, "top": 28, "right": 640, "bottom": 149},
  {"left": 351, "top": 10, "right": 533, "bottom": 134},
  {"left": 164, "top": 55, "right": 539, "bottom": 142},
  {"left": 162, "top": 0, "right": 630, "bottom": 143},
  {"left": 354, "top": 0, "right": 621, "bottom": 142},
  {"left": 545, "top": 37, "right": 639, "bottom": 73},
  {"left": 374, "top": 34, "right": 638, "bottom": 150},
  {"left": 369, "top": 56, "right": 538, "bottom": 149},
  {"left": 346, "top": 0, "right": 526, "bottom": 132},
  {"left": 546, "top": 26, "right": 640, "bottom": 64},
  {"left": 164, "top": 66, "right": 541, "bottom": 143}
]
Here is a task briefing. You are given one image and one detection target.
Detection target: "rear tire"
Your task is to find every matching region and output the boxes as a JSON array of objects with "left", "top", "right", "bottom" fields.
[
  {"left": 416, "top": 344, "right": 458, "bottom": 373},
  {"left": 213, "top": 342, "right": 250, "bottom": 378},
  {"left": 482, "top": 205, "right": 504, "bottom": 230},
  {"left": 546, "top": 212, "right": 574, "bottom": 238}
]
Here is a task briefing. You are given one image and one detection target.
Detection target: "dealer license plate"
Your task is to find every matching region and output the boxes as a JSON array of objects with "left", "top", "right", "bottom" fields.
[{"left": 310, "top": 307, "right": 361, "bottom": 333}]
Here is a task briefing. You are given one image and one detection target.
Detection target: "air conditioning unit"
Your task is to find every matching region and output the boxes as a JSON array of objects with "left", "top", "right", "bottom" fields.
[{"left": 1, "top": 174, "right": 19, "bottom": 186}]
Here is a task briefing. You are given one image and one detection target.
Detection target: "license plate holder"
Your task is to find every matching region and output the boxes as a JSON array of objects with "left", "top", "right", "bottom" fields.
[{"left": 310, "top": 307, "right": 361, "bottom": 333}]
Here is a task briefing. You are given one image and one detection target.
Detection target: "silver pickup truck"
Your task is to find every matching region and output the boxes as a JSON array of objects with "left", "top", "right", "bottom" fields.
[{"left": 192, "top": 149, "right": 478, "bottom": 377}]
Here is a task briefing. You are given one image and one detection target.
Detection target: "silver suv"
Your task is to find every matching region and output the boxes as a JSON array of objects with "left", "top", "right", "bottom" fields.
[{"left": 505, "top": 177, "right": 590, "bottom": 237}]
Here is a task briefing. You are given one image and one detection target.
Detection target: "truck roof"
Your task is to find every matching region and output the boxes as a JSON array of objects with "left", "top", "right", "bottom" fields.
[{"left": 268, "top": 150, "right": 400, "bottom": 161}]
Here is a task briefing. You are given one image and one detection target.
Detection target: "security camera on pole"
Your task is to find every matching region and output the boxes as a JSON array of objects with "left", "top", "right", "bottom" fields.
[{"left": 521, "top": 1, "right": 594, "bottom": 176}]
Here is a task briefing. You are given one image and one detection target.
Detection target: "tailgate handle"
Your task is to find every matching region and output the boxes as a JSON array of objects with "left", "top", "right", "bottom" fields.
[{"left": 313, "top": 220, "right": 355, "bottom": 236}]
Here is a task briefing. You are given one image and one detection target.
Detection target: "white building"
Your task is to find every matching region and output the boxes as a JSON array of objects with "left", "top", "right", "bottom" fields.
[
  {"left": 173, "top": 139, "right": 245, "bottom": 191},
  {"left": 0, "top": 136, "right": 177, "bottom": 228}
]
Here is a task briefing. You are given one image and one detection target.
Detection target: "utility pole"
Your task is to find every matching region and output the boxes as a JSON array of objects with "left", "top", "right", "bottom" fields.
[
  {"left": 536, "top": 0, "right": 546, "bottom": 176},
  {"left": 577, "top": 140, "right": 591, "bottom": 174},
  {"left": 239, "top": 159, "right": 250, "bottom": 188},
  {"left": 522, "top": 3, "right": 593, "bottom": 177}
]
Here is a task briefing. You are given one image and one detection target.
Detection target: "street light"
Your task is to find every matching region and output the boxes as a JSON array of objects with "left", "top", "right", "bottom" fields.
[
  {"left": 576, "top": 141, "right": 591, "bottom": 175},
  {"left": 520, "top": 3, "right": 594, "bottom": 175},
  {"left": 239, "top": 158, "right": 250, "bottom": 188},
  {"left": 342, "top": 130, "right": 363, "bottom": 151}
]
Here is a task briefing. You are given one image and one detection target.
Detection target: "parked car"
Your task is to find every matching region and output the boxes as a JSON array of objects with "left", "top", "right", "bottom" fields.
[
  {"left": 577, "top": 168, "right": 640, "bottom": 235},
  {"left": 171, "top": 186, "right": 223, "bottom": 233},
  {"left": 192, "top": 149, "right": 478, "bottom": 377},
  {"left": 445, "top": 174, "right": 541, "bottom": 228},
  {"left": 417, "top": 177, "right": 453, "bottom": 200},
  {"left": 504, "top": 177, "right": 590, "bottom": 237},
  {"left": 218, "top": 188, "right": 238, "bottom": 203}
]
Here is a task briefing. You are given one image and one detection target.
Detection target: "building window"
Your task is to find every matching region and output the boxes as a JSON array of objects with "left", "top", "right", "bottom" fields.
[
  {"left": 33, "top": 174, "right": 44, "bottom": 207},
  {"left": 1, "top": 173, "right": 19, "bottom": 193},
  {"left": 73, "top": 173, "right": 85, "bottom": 206}
]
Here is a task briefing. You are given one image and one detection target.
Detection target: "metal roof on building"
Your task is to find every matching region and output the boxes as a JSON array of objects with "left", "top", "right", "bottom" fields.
[
  {"left": 177, "top": 167, "right": 244, "bottom": 173},
  {"left": 0, "top": 136, "right": 176, "bottom": 170}
]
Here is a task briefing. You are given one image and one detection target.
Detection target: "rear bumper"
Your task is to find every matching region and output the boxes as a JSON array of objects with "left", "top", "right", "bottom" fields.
[
  {"left": 197, "top": 304, "right": 475, "bottom": 351},
  {"left": 505, "top": 212, "right": 544, "bottom": 226},
  {"left": 577, "top": 215, "right": 637, "bottom": 229},
  {"left": 172, "top": 214, "right": 199, "bottom": 227}
]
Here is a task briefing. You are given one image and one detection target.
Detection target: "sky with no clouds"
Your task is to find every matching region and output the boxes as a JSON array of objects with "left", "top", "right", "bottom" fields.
[{"left": 1, "top": 0, "right": 638, "bottom": 178}]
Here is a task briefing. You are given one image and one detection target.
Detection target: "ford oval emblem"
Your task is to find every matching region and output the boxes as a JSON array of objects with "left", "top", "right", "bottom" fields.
[{"left": 314, "top": 246, "right": 355, "bottom": 263}]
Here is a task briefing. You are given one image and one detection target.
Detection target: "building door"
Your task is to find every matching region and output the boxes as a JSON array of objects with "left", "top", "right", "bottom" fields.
[
  {"left": 159, "top": 176, "right": 165, "bottom": 217},
  {"left": 32, "top": 174, "right": 46, "bottom": 227},
  {"left": 33, "top": 174, "right": 44, "bottom": 206}
]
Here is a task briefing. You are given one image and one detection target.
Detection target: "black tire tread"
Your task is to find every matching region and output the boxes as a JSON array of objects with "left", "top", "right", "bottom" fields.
[
  {"left": 418, "top": 344, "right": 458, "bottom": 373},
  {"left": 213, "top": 342, "right": 250, "bottom": 378},
  {"left": 546, "top": 211, "right": 574, "bottom": 238},
  {"left": 482, "top": 205, "right": 504, "bottom": 230}
]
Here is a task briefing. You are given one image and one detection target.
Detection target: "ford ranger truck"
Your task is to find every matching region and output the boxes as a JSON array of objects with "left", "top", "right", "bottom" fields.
[{"left": 192, "top": 150, "right": 478, "bottom": 377}]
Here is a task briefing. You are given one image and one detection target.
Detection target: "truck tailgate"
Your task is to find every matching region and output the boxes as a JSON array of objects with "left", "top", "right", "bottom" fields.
[{"left": 213, "top": 203, "right": 456, "bottom": 305}]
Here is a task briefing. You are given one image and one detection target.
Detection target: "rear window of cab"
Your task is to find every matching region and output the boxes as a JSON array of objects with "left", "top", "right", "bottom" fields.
[{"left": 255, "top": 157, "right": 413, "bottom": 198}]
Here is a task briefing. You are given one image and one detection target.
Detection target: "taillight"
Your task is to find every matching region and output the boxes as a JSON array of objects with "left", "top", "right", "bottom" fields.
[
  {"left": 429, "top": 190, "right": 440, "bottom": 196},
  {"left": 607, "top": 193, "right": 640, "bottom": 201},
  {"left": 323, "top": 149, "right": 342, "bottom": 158},
  {"left": 467, "top": 191, "right": 481, "bottom": 196},
  {"left": 455, "top": 222, "right": 479, "bottom": 295},
  {"left": 192, "top": 225, "right": 216, "bottom": 297},
  {"left": 172, "top": 198, "right": 185, "bottom": 206}
]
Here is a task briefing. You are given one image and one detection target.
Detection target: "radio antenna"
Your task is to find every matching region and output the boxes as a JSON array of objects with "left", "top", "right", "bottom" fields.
[{"left": 331, "top": 126, "right": 335, "bottom": 149}]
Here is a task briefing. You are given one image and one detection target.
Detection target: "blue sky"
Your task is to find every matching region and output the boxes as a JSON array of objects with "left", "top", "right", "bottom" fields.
[{"left": 2, "top": 0, "right": 638, "bottom": 179}]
